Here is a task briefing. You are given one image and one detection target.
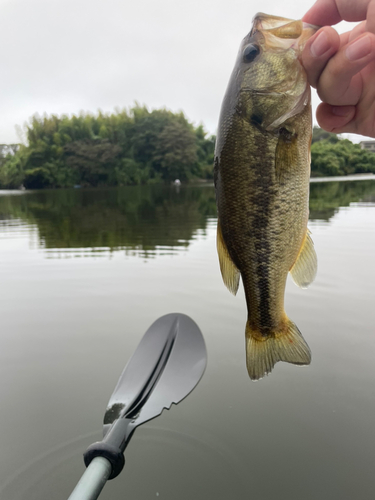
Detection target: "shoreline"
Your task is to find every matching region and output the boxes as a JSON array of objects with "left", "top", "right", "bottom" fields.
[
  {"left": 310, "top": 173, "right": 375, "bottom": 183},
  {"left": 1, "top": 173, "right": 375, "bottom": 194}
]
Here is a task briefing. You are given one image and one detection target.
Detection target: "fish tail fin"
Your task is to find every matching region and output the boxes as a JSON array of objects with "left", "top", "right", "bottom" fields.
[{"left": 245, "top": 317, "right": 311, "bottom": 381}]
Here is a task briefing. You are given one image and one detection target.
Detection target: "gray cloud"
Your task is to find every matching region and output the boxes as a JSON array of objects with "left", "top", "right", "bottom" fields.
[{"left": 0, "top": 0, "right": 367, "bottom": 144}]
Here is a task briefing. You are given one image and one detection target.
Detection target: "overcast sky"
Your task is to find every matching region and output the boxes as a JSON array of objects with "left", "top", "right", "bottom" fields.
[{"left": 0, "top": 0, "right": 367, "bottom": 144}]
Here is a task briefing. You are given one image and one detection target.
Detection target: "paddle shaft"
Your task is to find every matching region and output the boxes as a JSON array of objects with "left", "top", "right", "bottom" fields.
[
  {"left": 68, "top": 418, "right": 135, "bottom": 499},
  {"left": 68, "top": 457, "right": 112, "bottom": 500}
]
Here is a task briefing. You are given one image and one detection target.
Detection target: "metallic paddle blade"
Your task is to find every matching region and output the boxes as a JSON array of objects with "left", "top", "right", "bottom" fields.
[{"left": 103, "top": 313, "right": 206, "bottom": 434}]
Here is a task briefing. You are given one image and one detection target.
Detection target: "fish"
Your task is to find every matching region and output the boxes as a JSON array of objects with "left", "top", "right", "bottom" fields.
[{"left": 214, "top": 13, "right": 319, "bottom": 380}]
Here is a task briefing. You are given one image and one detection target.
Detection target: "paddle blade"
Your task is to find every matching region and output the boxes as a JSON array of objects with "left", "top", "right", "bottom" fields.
[{"left": 103, "top": 313, "right": 206, "bottom": 433}]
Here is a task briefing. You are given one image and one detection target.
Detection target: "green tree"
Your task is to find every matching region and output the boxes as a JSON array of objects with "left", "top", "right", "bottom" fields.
[
  {"left": 153, "top": 121, "right": 198, "bottom": 181},
  {"left": 0, "top": 146, "right": 29, "bottom": 188},
  {"left": 0, "top": 106, "right": 216, "bottom": 188},
  {"left": 64, "top": 139, "right": 122, "bottom": 187},
  {"left": 131, "top": 106, "right": 199, "bottom": 182},
  {"left": 195, "top": 124, "right": 215, "bottom": 179},
  {"left": 312, "top": 126, "right": 340, "bottom": 144},
  {"left": 311, "top": 138, "right": 375, "bottom": 176}
]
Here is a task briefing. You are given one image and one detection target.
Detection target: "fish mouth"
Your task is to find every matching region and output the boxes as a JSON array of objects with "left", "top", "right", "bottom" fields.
[
  {"left": 252, "top": 13, "right": 319, "bottom": 51},
  {"left": 253, "top": 12, "right": 319, "bottom": 34}
]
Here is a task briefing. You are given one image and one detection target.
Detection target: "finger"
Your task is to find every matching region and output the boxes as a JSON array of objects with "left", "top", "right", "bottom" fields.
[
  {"left": 315, "top": 102, "right": 357, "bottom": 133},
  {"left": 347, "top": 21, "right": 366, "bottom": 42},
  {"left": 303, "top": 0, "right": 372, "bottom": 26},
  {"left": 302, "top": 27, "right": 340, "bottom": 88},
  {"left": 302, "top": 0, "right": 342, "bottom": 26},
  {"left": 317, "top": 33, "right": 375, "bottom": 105},
  {"left": 367, "top": 0, "right": 375, "bottom": 34}
]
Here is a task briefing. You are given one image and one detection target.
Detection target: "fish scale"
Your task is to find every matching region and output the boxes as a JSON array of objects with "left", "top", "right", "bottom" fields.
[{"left": 214, "top": 13, "right": 319, "bottom": 380}]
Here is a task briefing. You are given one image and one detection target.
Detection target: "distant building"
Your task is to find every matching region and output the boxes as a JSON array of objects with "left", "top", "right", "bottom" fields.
[{"left": 360, "top": 140, "right": 375, "bottom": 152}]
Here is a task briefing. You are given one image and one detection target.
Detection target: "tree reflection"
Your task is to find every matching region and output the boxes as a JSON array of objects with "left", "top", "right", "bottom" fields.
[
  {"left": 0, "top": 180, "right": 374, "bottom": 256},
  {"left": 309, "top": 179, "right": 375, "bottom": 221},
  {"left": 0, "top": 185, "right": 217, "bottom": 256}
]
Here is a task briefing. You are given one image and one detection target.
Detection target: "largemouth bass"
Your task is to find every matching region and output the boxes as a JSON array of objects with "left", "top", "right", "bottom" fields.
[{"left": 214, "top": 13, "right": 318, "bottom": 380}]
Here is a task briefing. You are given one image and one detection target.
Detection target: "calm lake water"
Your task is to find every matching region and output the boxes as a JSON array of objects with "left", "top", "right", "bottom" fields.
[{"left": 0, "top": 179, "right": 374, "bottom": 500}]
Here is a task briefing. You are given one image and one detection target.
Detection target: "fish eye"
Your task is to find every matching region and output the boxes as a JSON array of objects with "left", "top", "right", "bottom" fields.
[{"left": 243, "top": 43, "right": 260, "bottom": 63}]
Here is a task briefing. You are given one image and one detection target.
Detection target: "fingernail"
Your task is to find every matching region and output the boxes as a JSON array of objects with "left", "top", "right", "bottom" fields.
[
  {"left": 311, "top": 31, "right": 330, "bottom": 57},
  {"left": 346, "top": 35, "right": 372, "bottom": 61},
  {"left": 332, "top": 106, "right": 352, "bottom": 117}
]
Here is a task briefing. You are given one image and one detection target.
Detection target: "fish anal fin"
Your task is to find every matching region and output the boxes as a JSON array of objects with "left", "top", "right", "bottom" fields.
[
  {"left": 245, "top": 316, "right": 311, "bottom": 380},
  {"left": 216, "top": 219, "right": 240, "bottom": 296},
  {"left": 290, "top": 229, "right": 317, "bottom": 289}
]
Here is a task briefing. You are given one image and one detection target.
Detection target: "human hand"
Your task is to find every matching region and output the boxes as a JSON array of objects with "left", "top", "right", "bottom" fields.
[{"left": 302, "top": 0, "right": 375, "bottom": 137}]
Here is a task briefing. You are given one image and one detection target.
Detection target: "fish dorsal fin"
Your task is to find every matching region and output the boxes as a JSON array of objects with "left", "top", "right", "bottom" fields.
[
  {"left": 289, "top": 229, "right": 317, "bottom": 289},
  {"left": 217, "top": 219, "right": 240, "bottom": 295}
]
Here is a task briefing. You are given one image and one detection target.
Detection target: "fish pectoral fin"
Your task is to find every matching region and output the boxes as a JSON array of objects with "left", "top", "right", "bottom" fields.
[
  {"left": 216, "top": 219, "right": 240, "bottom": 295},
  {"left": 289, "top": 229, "right": 317, "bottom": 288},
  {"left": 274, "top": 127, "right": 298, "bottom": 182}
]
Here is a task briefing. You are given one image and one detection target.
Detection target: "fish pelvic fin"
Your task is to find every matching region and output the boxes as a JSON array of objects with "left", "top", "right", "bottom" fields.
[
  {"left": 245, "top": 317, "right": 311, "bottom": 380},
  {"left": 290, "top": 229, "right": 317, "bottom": 289},
  {"left": 216, "top": 219, "right": 240, "bottom": 295}
]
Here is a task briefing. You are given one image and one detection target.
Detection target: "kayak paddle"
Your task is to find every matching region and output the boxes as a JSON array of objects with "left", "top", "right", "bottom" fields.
[{"left": 68, "top": 313, "right": 207, "bottom": 500}]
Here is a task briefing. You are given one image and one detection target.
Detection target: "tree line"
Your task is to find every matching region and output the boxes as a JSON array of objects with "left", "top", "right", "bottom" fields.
[
  {"left": 1, "top": 108, "right": 375, "bottom": 189},
  {"left": 310, "top": 127, "right": 375, "bottom": 177},
  {"left": 0, "top": 105, "right": 215, "bottom": 189}
]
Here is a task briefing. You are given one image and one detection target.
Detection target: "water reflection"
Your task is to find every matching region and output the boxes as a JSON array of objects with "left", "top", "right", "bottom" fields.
[
  {"left": 0, "top": 179, "right": 374, "bottom": 257},
  {"left": 309, "top": 179, "right": 375, "bottom": 221},
  {"left": 0, "top": 185, "right": 217, "bottom": 258}
]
